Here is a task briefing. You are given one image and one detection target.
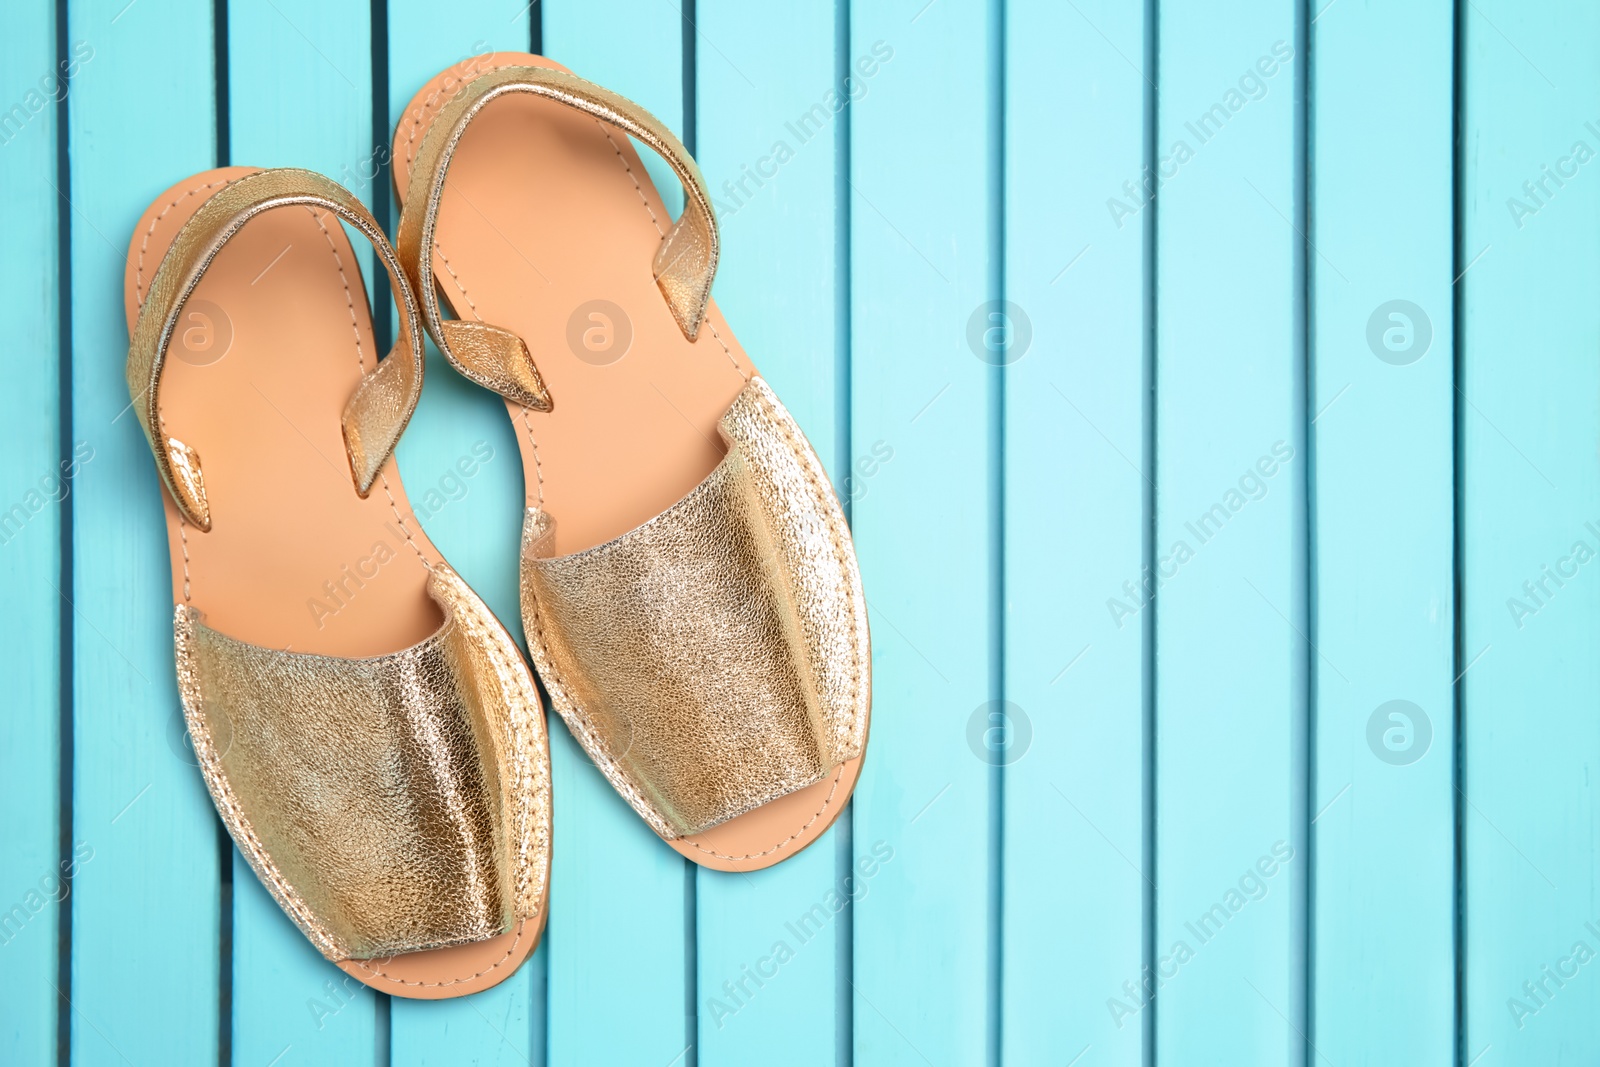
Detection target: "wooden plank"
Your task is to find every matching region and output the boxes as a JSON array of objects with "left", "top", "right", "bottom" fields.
[
  {"left": 221, "top": 2, "right": 385, "bottom": 1061},
  {"left": 65, "top": 0, "right": 222, "bottom": 1061},
  {"left": 386, "top": 0, "right": 531, "bottom": 635},
  {"left": 1307, "top": 1, "right": 1456, "bottom": 1062},
  {"left": 1459, "top": 3, "right": 1600, "bottom": 1061},
  {"left": 1001, "top": 0, "right": 1148, "bottom": 1062},
  {"left": 848, "top": 1, "right": 994, "bottom": 1062},
  {"left": 385, "top": 1, "right": 544, "bottom": 1062},
  {"left": 537, "top": 4, "right": 697, "bottom": 1064},
  {"left": 0, "top": 3, "right": 64, "bottom": 1063},
  {"left": 691, "top": 4, "right": 846, "bottom": 1064},
  {"left": 1152, "top": 1, "right": 1305, "bottom": 1060}
]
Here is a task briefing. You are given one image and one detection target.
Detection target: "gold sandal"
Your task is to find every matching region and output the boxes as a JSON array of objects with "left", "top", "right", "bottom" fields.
[
  {"left": 392, "top": 55, "right": 870, "bottom": 872},
  {"left": 126, "top": 166, "right": 550, "bottom": 996}
]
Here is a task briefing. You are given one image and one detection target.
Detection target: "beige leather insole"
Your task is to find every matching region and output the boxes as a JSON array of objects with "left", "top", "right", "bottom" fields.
[
  {"left": 124, "top": 169, "right": 538, "bottom": 995},
  {"left": 393, "top": 53, "right": 864, "bottom": 872}
]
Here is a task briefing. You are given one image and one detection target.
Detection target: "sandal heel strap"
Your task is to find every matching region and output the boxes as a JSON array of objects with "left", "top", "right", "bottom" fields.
[
  {"left": 128, "top": 168, "right": 427, "bottom": 531},
  {"left": 396, "top": 63, "right": 721, "bottom": 411}
]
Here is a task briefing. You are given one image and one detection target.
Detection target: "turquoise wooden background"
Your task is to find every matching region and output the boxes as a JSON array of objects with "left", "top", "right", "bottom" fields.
[{"left": 1, "top": 0, "right": 1595, "bottom": 1063}]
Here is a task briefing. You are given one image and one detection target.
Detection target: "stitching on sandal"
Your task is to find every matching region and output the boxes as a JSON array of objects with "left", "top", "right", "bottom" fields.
[
  {"left": 434, "top": 239, "right": 549, "bottom": 503},
  {"left": 521, "top": 586, "right": 670, "bottom": 836},
  {"left": 567, "top": 115, "right": 864, "bottom": 843},
  {"left": 140, "top": 180, "right": 230, "bottom": 604},
  {"left": 671, "top": 389, "right": 866, "bottom": 861},
  {"left": 402, "top": 59, "right": 521, "bottom": 168},
  {"left": 343, "top": 580, "right": 547, "bottom": 988},
  {"left": 177, "top": 609, "right": 344, "bottom": 959},
  {"left": 403, "top": 63, "right": 554, "bottom": 508},
  {"left": 315, "top": 208, "right": 545, "bottom": 984},
  {"left": 403, "top": 63, "right": 857, "bottom": 855},
  {"left": 317, "top": 203, "right": 543, "bottom": 919},
  {"left": 347, "top": 921, "right": 527, "bottom": 988},
  {"left": 522, "top": 391, "right": 869, "bottom": 847},
  {"left": 760, "top": 386, "right": 867, "bottom": 748},
  {"left": 435, "top": 244, "right": 480, "bottom": 318},
  {"left": 597, "top": 122, "right": 665, "bottom": 237},
  {"left": 520, "top": 409, "right": 546, "bottom": 511},
  {"left": 135, "top": 178, "right": 231, "bottom": 306},
  {"left": 703, "top": 318, "right": 750, "bottom": 382},
  {"left": 594, "top": 118, "right": 746, "bottom": 384},
  {"left": 156, "top": 177, "right": 547, "bottom": 976},
  {"left": 307, "top": 206, "right": 428, "bottom": 567},
  {"left": 681, "top": 765, "right": 847, "bottom": 862},
  {"left": 139, "top": 175, "right": 232, "bottom": 605},
  {"left": 177, "top": 517, "right": 192, "bottom": 601},
  {"left": 436, "top": 571, "right": 544, "bottom": 921}
]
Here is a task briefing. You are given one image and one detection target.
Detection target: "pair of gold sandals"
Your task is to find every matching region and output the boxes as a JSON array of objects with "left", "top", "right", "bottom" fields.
[{"left": 126, "top": 53, "right": 870, "bottom": 998}]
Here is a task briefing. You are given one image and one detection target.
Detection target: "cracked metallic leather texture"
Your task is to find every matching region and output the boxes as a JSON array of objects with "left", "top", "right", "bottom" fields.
[
  {"left": 128, "top": 168, "right": 425, "bottom": 531},
  {"left": 174, "top": 563, "right": 551, "bottom": 962},
  {"left": 521, "top": 376, "right": 869, "bottom": 839},
  {"left": 438, "top": 319, "right": 553, "bottom": 412},
  {"left": 396, "top": 61, "right": 721, "bottom": 390}
]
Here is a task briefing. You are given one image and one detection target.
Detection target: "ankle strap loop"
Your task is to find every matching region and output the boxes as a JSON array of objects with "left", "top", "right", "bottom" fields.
[
  {"left": 127, "top": 169, "right": 426, "bottom": 532},
  {"left": 395, "top": 64, "right": 720, "bottom": 411}
]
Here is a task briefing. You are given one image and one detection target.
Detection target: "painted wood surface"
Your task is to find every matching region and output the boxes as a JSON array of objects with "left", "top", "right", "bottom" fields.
[
  {"left": 3, "top": 1, "right": 1599, "bottom": 1065},
  {"left": 385, "top": 5, "right": 545, "bottom": 1063},
  {"left": 692, "top": 5, "right": 849, "bottom": 1066},
  {"left": 0, "top": 5, "right": 65, "bottom": 1066},
  {"left": 1154, "top": 2, "right": 1305, "bottom": 1061},
  {"left": 1308, "top": 2, "right": 1457, "bottom": 1064},
  {"left": 1460, "top": 3, "right": 1600, "bottom": 1064},
  {"left": 64, "top": 2, "right": 223, "bottom": 1065},
  {"left": 848, "top": 2, "right": 995, "bottom": 1065},
  {"left": 1003, "top": 0, "right": 1149, "bottom": 1063},
  {"left": 224, "top": 4, "right": 385, "bottom": 1064}
]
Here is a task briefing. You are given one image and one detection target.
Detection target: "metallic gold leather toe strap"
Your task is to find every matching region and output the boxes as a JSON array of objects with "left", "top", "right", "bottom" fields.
[
  {"left": 175, "top": 563, "right": 550, "bottom": 961},
  {"left": 129, "top": 168, "right": 427, "bottom": 531},
  {"left": 396, "top": 62, "right": 721, "bottom": 411},
  {"left": 521, "top": 377, "right": 869, "bottom": 839}
]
